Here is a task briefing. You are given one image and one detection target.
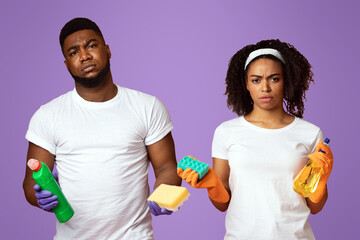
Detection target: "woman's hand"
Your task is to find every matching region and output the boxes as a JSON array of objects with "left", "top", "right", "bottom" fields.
[{"left": 308, "top": 141, "right": 334, "bottom": 204}]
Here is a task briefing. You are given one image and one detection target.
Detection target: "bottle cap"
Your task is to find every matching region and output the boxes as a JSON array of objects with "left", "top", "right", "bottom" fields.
[{"left": 27, "top": 159, "right": 42, "bottom": 171}]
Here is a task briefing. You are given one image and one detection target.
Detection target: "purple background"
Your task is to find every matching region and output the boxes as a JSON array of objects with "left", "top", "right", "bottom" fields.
[{"left": 1, "top": 1, "right": 359, "bottom": 239}]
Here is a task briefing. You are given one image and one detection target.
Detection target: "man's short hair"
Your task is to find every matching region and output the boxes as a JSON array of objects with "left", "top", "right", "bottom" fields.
[{"left": 59, "top": 17, "right": 104, "bottom": 51}]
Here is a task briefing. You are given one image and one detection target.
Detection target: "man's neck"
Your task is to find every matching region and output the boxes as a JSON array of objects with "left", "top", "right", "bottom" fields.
[{"left": 75, "top": 73, "right": 117, "bottom": 102}]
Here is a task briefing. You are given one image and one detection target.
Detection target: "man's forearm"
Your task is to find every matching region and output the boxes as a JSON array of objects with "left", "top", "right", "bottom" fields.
[
  {"left": 23, "top": 180, "right": 40, "bottom": 208},
  {"left": 153, "top": 167, "right": 181, "bottom": 189}
]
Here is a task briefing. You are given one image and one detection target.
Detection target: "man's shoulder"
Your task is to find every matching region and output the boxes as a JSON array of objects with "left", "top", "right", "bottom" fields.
[
  {"left": 119, "top": 86, "right": 156, "bottom": 100},
  {"left": 119, "top": 86, "right": 158, "bottom": 106},
  {"left": 39, "top": 90, "right": 73, "bottom": 112}
]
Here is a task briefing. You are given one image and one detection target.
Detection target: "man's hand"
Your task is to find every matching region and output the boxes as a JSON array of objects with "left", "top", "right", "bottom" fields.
[
  {"left": 33, "top": 172, "right": 59, "bottom": 212},
  {"left": 148, "top": 201, "right": 172, "bottom": 216}
]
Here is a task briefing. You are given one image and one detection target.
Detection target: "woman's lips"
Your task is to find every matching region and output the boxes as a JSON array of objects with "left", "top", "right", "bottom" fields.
[
  {"left": 260, "top": 96, "right": 273, "bottom": 103},
  {"left": 81, "top": 63, "right": 96, "bottom": 73}
]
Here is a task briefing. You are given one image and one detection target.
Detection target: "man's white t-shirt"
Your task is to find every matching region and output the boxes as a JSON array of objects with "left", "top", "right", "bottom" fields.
[
  {"left": 26, "top": 85, "right": 173, "bottom": 240},
  {"left": 212, "top": 116, "right": 324, "bottom": 240}
]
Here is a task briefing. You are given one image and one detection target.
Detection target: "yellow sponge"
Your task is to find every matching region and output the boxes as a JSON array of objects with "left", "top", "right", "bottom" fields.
[{"left": 147, "top": 184, "right": 190, "bottom": 211}]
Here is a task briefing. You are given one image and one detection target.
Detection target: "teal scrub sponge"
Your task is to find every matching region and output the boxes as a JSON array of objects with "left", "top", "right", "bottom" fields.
[{"left": 178, "top": 156, "right": 209, "bottom": 180}]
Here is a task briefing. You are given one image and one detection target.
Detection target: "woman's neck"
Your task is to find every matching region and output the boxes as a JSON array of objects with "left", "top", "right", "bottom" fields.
[{"left": 244, "top": 105, "right": 295, "bottom": 129}]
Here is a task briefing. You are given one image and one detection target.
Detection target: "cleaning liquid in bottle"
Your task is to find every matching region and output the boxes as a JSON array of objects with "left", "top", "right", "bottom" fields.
[
  {"left": 28, "top": 159, "right": 74, "bottom": 222},
  {"left": 293, "top": 138, "right": 330, "bottom": 197}
]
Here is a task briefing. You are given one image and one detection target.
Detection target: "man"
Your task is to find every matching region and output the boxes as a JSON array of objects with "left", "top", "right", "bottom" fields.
[{"left": 23, "top": 17, "right": 181, "bottom": 239}]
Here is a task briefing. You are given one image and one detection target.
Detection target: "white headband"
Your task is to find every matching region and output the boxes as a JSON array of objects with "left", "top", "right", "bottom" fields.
[{"left": 244, "top": 48, "right": 285, "bottom": 70}]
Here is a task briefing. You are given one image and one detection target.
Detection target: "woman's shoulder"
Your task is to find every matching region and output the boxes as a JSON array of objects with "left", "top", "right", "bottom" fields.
[
  {"left": 214, "top": 117, "right": 246, "bottom": 137},
  {"left": 295, "top": 118, "right": 321, "bottom": 132},
  {"left": 217, "top": 117, "right": 243, "bottom": 129}
]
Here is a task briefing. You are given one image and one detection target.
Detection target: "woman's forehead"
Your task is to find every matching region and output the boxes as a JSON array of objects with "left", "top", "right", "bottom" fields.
[{"left": 247, "top": 58, "right": 283, "bottom": 75}]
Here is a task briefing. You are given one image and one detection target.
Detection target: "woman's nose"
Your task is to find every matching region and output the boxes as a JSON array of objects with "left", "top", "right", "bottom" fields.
[{"left": 261, "top": 80, "right": 271, "bottom": 92}]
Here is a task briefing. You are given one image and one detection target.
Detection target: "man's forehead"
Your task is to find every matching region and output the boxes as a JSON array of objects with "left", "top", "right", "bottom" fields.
[{"left": 64, "top": 29, "right": 102, "bottom": 47}]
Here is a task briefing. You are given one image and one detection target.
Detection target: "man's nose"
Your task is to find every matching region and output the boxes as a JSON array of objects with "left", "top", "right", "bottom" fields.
[{"left": 80, "top": 49, "right": 92, "bottom": 62}]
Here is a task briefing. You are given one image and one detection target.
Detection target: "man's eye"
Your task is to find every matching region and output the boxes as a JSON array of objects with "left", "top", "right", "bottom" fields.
[
  {"left": 271, "top": 78, "right": 279, "bottom": 82},
  {"left": 252, "top": 79, "right": 260, "bottom": 83},
  {"left": 88, "top": 44, "right": 97, "bottom": 49},
  {"left": 69, "top": 51, "right": 77, "bottom": 57}
]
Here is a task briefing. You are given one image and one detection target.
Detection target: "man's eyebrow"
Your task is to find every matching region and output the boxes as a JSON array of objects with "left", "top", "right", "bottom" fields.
[
  {"left": 85, "top": 39, "right": 97, "bottom": 47},
  {"left": 67, "top": 39, "right": 97, "bottom": 53},
  {"left": 250, "top": 75, "right": 263, "bottom": 78},
  {"left": 67, "top": 45, "right": 79, "bottom": 53}
]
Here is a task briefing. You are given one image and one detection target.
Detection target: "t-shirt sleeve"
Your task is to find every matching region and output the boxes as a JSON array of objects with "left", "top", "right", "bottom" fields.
[
  {"left": 309, "top": 129, "right": 325, "bottom": 153},
  {"left": 144, "top": 98, "right": 173, "bottom": 146},
  {"left": 25, "top": 106, "right": 56, "bottom": 155},
  {"left": 212, "top": 124, "right": 228, "bottom": 160}
]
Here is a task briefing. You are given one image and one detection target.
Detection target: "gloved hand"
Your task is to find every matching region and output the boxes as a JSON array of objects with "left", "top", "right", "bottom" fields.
[
  {"left": 177, "top": 167, "right": 230, "bottom": 203},
  {"left": 34, "top": 171, "right": 59, "bottom": 212},
  {"left": 308, "top": 141, "right": 334, "bottom": 203},
  {"left": 148, "top": 201, "right": 173, "bottom": 216}
]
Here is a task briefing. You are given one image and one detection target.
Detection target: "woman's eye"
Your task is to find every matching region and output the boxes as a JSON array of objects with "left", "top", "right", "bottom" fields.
[
  {"left": 251, "top": 79, "right": 260, "bottom": 83},
  {"left": 271, "top": 78, "right": 279, "bottom": 82}
]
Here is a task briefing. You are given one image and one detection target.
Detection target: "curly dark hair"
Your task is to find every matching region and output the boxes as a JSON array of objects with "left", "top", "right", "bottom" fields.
[{"left": 225, "top": 39, "right": 314, "bottom": 118}]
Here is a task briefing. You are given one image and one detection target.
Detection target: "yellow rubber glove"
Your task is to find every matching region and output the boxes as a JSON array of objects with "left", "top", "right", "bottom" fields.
[
  {"left": 308, "top": 141, "right": 334, "bottom": 203},
  {"left": 177, "top": 167, "right": 230, "bottom": 203}
]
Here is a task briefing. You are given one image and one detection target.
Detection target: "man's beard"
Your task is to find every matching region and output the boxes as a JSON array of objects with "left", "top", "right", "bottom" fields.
[{"left": 70, "top": 58, "right": 110, "bottom": 88}]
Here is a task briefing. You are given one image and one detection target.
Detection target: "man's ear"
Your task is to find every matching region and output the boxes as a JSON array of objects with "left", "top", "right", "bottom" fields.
[{"left": 106, "top": 45, "right": 111, "bottom": 59}]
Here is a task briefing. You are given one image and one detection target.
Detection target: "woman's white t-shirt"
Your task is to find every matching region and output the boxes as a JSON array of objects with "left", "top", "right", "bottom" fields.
[{"left": 212, "top": 116, "right": 324, "bottom": 240}]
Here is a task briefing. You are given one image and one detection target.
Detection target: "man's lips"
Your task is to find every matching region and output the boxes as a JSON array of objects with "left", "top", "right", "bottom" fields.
[{"left": 81, "top": 63, "right": 96, "bottom": 72}]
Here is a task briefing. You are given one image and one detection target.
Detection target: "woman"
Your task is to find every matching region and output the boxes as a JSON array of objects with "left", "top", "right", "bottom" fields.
[{"left": 178, "top": 39, "right": 333, "bottom": 239}]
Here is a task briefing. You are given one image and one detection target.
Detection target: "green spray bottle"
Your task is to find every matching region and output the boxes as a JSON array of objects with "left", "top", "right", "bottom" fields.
[{"left": 28, "top": 159, "right": 74, "bottom": 223}]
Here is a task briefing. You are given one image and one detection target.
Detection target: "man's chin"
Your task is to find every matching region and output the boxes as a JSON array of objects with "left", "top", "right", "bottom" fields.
[
  {"left": 72, "top": 74, "right": 104, "bottom": 88},
  {"left": 70, "top": 58, "right": 110, "bottom": 88}
]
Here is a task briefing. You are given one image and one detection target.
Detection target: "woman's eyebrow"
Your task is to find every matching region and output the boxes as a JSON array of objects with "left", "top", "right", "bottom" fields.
[
  {"left": 250, "top": 74, "right": 263, "bottom": 78},
  {"left": 250, "top": 73, "right": 281, "bottom": 78},
  {"left": 267, "top": 73, "right": 281, "bottom": 78}
]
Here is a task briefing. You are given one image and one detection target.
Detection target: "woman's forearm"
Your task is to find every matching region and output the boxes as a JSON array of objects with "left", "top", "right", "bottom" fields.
[
  {"left": 210, "top": 196, "right": 230, "bottom": 212},
  {"left": 306, "top": 185, "right": 328, "bottom": 214}
]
